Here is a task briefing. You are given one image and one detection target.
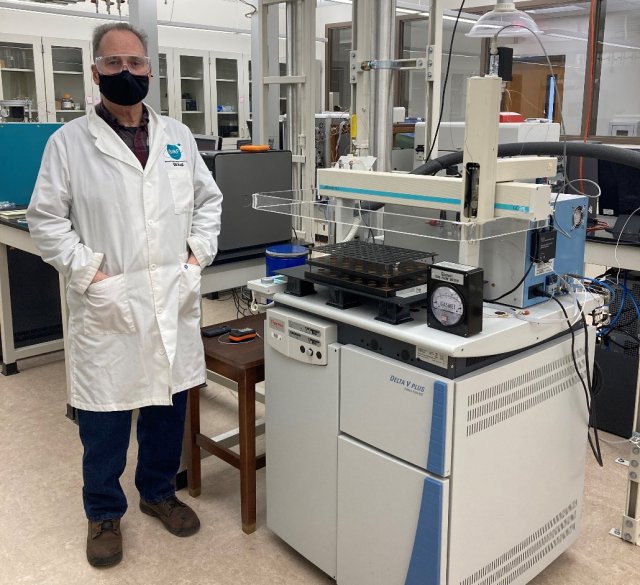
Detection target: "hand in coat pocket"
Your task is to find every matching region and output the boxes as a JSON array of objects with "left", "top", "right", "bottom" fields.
[{"left": 84, "top": 274, "right": 137, "bottom": 335}]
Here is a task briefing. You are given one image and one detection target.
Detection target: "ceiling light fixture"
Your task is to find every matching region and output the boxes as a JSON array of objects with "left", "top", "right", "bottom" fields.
[{"left": 467, "top": 0, "right": 542, "bottom": 38}]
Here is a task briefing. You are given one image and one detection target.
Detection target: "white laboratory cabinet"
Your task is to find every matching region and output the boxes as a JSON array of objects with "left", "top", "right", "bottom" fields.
[
  {"left": 42, "top": 38, "right": 95, "bottom": 123},
  {"left": 265, "top": 300, "right": 594, "bottom": 585},
  {"left": 0, "top": 33, "right": 251, "bottom": 140},
  {"left": 173, "top": 48, "right": 212, "bottom": 136},
  {"left": 212, "top": 52, "right": 245, "bottom": 143},
  {"left": 169, "top": 48, "right": 249, "bottom": 143},
  {"left": 159, "top": 49, "right": 177, "bottom": 120},
  {"left": 0, "top": 34, "right": 95, "bottom": 124},
  {"left": 0, "top": 34, "right": 47, "bottom": 122}
]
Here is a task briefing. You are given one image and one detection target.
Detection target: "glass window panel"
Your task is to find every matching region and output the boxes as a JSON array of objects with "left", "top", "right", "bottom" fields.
[
  {"left": 51, "top": 46, "right": 86, "bottom": 118},
  {"left": 0, "top": 42, "right": 34, "bottom": 70},
  {"left": 399, "top": 16, "right": 482, "bottom": 121},
  {"left": 595, "top": 0, "right": 640, "bottom": 136},
  {"left": 328, "top": 26, "right": 352, "bottom": 111},
  {"left": 216, "top": 58, "right": 237, "bottom": 81},
  {"left": 400, "top": 18, "right": 429, "bottom": 119},
  {"left": 52, "top": 46, "right": 82, "bottom": 73},
  {"left": 497, "top": 2, "right": 591, "bottom": 135},
  {"left": 0, "top": 42, "right": 39, "bottom": 122},
  {"left": 159, "top": 54, "right": 167, "bottom": 77},
  {"left": 159, "top": 54, "right": 168, "bottom": 114}
]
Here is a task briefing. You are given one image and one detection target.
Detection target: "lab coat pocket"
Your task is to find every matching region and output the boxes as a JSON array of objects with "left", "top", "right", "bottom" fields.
[
  {"left": 168, "top": 169, "right": 194, "bottom": 214},
  {"left": 179, "top": 263, "right": 202, "bottom": 318},
  {"left": 84, "top": 274, "right": 136, "bottom": 335}
]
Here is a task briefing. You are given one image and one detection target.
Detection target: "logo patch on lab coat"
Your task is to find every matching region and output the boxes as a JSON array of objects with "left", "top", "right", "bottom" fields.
[{"left": 166, "top": 144, "right": 183, "bottom": 160}]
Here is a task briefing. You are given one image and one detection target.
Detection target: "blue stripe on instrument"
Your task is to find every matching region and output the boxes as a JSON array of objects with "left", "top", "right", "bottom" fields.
[
  {"left": 427, "top": 381, "right": 448, "bottom": 477},
  {"left": 495, "top": 202, "right": 530, "bottom": 212},
  {"left": 405, "top": 477, "right": 445, "bottom": 585},
  {"left": 319, "top": 184, "right": 531, "bottom": 213},
  {"left": 318, "top": 184, "right": 461, "bottom": 206}
]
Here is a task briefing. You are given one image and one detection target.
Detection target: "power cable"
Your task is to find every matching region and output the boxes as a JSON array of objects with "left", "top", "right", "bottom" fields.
[
  {"left": 423, "top": 0, "right": 466, "bottom": 163},
  {"left": 238, "top": 0, "right": 257, "bottom": 18},
  {"left": 545, "top": 294, "right": 603, "bottom": 466}
]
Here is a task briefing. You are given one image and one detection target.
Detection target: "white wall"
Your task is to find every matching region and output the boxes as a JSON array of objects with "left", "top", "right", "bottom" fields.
[
  {"left": 316, "top": 3, "right": 352, "bottom": 36},
  {"left": 0, "top": 0, "right": 265, "bottom": 30},
  {"left": 0, "top": 6, "right": 252, "bottom": 52},
  {"left": 0, "top": 1, "right": 330, "bottom": 111}
]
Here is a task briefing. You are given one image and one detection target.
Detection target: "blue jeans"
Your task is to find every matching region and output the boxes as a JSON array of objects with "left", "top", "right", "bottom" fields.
[{"left": 76, "top": 390, "right": 188, "bottom": 522}]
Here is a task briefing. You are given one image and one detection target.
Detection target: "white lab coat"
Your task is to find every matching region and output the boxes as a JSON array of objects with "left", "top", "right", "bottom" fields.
[{"left": 27, "top": 105, "right": 223, "bottom": 411}]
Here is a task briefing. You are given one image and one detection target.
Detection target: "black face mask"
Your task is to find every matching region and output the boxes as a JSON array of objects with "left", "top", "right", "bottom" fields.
[{"left": 99, "top": 70, "right": 149, "bottom": 106}]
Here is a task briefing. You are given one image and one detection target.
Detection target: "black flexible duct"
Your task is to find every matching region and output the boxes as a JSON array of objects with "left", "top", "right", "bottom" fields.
[{"left": 410, "top": 142, "right": 640, "bottom": 176}]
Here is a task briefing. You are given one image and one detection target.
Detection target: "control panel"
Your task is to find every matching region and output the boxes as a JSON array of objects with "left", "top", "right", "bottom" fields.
[{"left": 266, "top": 306, "right": 337, "bottom": 365}]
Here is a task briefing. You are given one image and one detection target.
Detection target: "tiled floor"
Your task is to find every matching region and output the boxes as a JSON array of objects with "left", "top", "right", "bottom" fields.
[{"left": 0, "top": 296, "right": 638, "bottom": 584}]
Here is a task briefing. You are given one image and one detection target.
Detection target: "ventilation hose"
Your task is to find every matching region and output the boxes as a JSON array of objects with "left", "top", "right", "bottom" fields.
[{"left": 410, "top": 142, "right": 640, "bottom": 176}]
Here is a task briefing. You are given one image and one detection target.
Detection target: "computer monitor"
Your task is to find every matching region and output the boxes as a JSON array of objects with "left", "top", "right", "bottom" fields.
[
  {"left": 192, "top": 134, "right": 222, "bottom": 151},
  {"left": 566, "top": 147, "right": 640, "bottom": 221},
  {"left": 597, "top": 152, "right": 640, "bottom": 216}
]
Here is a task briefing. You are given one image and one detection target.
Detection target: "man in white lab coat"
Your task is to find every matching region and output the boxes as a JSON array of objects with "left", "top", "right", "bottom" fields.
[{"left": 27, "top": 23, "right": 223, "bottom": 568}]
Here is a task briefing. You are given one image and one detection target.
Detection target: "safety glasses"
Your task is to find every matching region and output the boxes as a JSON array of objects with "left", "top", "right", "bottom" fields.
[{"left": 94, "top": 55, "right": 151, "bottom": 76}]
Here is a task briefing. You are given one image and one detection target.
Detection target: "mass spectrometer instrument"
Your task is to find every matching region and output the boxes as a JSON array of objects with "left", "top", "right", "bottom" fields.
[{"left": 254, "top": 74, "right": 601, "bottom": 585}]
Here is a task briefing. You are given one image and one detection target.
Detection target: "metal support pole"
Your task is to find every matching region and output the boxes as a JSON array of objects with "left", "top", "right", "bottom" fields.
[
  {"left": 299, "top": 0, "right": 316, "bottom": 194},
  {"left": 284, "top": 0, "right": 315, "bottom": 238},
  {"left": 369, "top": 0, "right": 396, "bottom": 172},
  {"left": 255, "top": 0, "right": 315, "bottom": 240},
  {"left": 351, "top": 0, "right": 398, "bottom": 168},
  {"left": 286, "top": 1, "right": 299, "bottom": 185},
  {"left": 129, "top": 0, "right": 160, "bottom": 112},
  {"left": 351, "top": 0, "right": 373, "bottom": 157},
  {"left": 253, "top": 2, "right": 279, "bottom": 146},
  {"left": 425, "top": 0, "right": 443, "bottom": 161}
]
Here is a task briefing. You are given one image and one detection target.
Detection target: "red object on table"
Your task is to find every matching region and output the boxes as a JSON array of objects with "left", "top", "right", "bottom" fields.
[{"left": 500, "top": 112, "right": 525, "bottom": 123}]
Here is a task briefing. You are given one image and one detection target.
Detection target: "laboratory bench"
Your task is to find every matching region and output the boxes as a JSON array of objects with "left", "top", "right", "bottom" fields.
[{"left": 0, "top": 214, "right": 66, "bottom": 375}]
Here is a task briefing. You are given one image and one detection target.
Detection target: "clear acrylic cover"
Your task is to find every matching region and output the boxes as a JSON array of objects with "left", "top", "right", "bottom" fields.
[{"left": 252, "top": 190, "right": 547, "bottom": 243}]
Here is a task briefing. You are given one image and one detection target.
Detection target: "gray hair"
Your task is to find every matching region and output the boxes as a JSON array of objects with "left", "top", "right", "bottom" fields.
[{"left": 92, "top": 22, "right": 148, "bottom": 56}]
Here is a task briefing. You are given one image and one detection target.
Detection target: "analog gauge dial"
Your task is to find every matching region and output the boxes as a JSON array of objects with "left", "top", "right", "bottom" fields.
[{"left": 430, "top": 285, "right": 464, "bottom": 327}]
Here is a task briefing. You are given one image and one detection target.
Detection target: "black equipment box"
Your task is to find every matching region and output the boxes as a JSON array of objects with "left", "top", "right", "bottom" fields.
[{"left": 200, "top": 150, "right": 292, "bottom": 260}]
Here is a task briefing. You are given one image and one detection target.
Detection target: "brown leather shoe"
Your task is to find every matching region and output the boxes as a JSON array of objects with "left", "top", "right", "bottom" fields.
[
  {"left": 86, "top": 519, "right": 122, "bottom": 568},
  {"left": 139, "top": 495, "right": 200, "bottom": 537}
]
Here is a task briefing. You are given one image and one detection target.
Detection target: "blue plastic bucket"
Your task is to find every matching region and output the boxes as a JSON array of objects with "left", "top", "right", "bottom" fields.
[{"left": 265, "top": 244, "right": 308, "bottom": 276}]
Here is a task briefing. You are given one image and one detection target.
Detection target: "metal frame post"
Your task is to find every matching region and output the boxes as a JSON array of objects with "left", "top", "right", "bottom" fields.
[
  {"left": 351, "top": 0, "right": 373, "bottom": 158},
  {"left": 252, "top": 2, "right": 279, "bottom": 146},
  {"left": 129, "top": 0, "right": 161, "bottom": 112},
  {"left": 425, "top": 0, "right": 443, "bottom": 161},
  {"left": 369, "top": 0, "right": 397, "bottom": 172},
  {"left": 257, "top": 0, "right": 316, "bottom": 240}
]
